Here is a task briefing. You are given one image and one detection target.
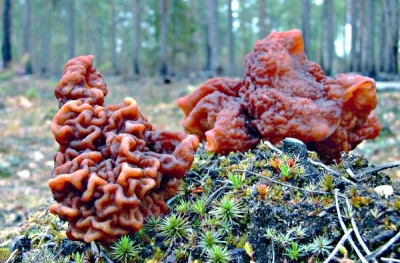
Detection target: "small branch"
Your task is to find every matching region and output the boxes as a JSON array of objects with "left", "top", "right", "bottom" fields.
[
  {"left": 356, "top": 162, "right": 400, "bottom": 177},
  {"left": 366, "top": 230, "right": 400, "bottom": 260},
  {"left": 204, "top": 183, "right": 230, "bottom": 206},
  {"left": 5, "top": 249, "right": 18, "bottom": 263},
  {"left": 308, "top": 159, "right": 342, "bottom": 177},
  {"left": 234, "top": 169, "right": 330, "bottom": 195},
  {"left": 381, "top": 258, "right": 400, "bottom": 263},
  {"left": 323, "top": 228, "right": 353, "bottom": 263},
  {"left": 346, "top": 168, "right": 359, "bottom": 181},
  {"left": 344, "top": 200, "right": 371, "bottom": 255},
  {"left": 334, "top": 189, "right": 368, "bottom": 263},
  {"left": 264, "top": 141, "right": 282, "bottom": 154}
]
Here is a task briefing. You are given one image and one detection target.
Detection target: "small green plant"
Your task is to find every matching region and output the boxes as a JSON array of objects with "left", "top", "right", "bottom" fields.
[
  {"left": 0, "top": 247, "right": 10, "bottom": 262},
  {"left": 276, "top": 231, "right": 294, "bottom": 247},
  {"left": 308, "top": 236, "right": 333, "bottom": 256},
  {"left": 198, "top": 230, "right": 224, "bottom": 251},
  {"left": 210, "top": 196, "right": 245, "bottom": 224},
  {"left": 191, "top": 197, "right": 207, "bottom": 218},
  {"left": 279, "top": 162, "right": 292, "bottom": 180},
  {"left": 205, "top": 245, "right": 232, "bottom": 263},
  {"left": 145, "top": 214, "right": 161, "bottom": 232},
  {"left": 176, "top": 199, "right": 191, "bottom": 214},
  {"left": 293, "top": 164, "right": 306, "bottom": 178},
  {"left": 135, "top": 228, "right": 150, "bottom": 243},
  {"left": 265, "top": 227, "right": 277, "bottom": 239},
  {"left": 284, "top": 242, "right": 304, "bottom": 260},
  {"left": 159, "top": 213, "right": 190, "bottom": 242},
  {"left": 72, "top": 252, "right": 84, "bottom": 263},
  {"left": 227, "top": 172, "right": 245, "bottom": 190},
  {"left": 110, "top": 235, "right": 140, "bottom": 263},
  {"left": 320, "top": 173, "right": 334, "bottom": 192},
  {"left": 291, "top": 225, "right": 307, "bottom": 240},
  {"left": 342, "top": 204, "right": 355, "bottom": 220}
]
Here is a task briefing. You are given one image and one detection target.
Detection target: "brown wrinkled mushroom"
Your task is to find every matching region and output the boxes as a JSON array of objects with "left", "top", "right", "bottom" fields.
[
  {"left": 177, "top": 29, "right": 381, "bottom": 162},
  {"left": 49, "top": 55, "right": 199, "bottom": 243}
]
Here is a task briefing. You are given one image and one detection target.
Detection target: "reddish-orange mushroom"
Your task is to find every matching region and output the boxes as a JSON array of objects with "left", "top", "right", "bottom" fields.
[
  {"left": 49, "top": 55, "right": 199, "bottom": 243},
  {"left": 177, "top": 30, "right": 381, "bottom": 162}
]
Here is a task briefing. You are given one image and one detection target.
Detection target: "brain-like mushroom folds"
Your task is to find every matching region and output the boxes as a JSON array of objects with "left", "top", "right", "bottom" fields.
[
  {"left": 177, "top": 30, "right": 381, "bottom": 162},
  {"left": 49, "top": 55, "right": 199, "bottom": 243}
]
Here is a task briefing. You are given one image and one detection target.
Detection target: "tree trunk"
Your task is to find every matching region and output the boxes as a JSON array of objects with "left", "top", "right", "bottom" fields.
[
  {"left": 23, "top": 0, "right": 32, "bottom": 74},
  {"left": 206, "top": 0, "right": 222, "bottom": 75},
  {"left": 132, "top": 0, "right": 140, "bottom": 76},
  {"left": 301, "top": 0, "right": 310, "bottom": 55},
  {"left": 382, "top": 0, "right": 399, "bottom": 74},
  {"left": 40, "top": 1, "right": 52, "bottom": 77},
  {"left": 159, "top": 0, "right": 168, "bottom": 77},
  {"left": 67, "top": 0, "right": 75, "bottom": 58},
  {"left": 349, "top": 0, "right": 361, "bottom": 72},
  {"left": 361, "top": 0, "right": 375, "bottom": 77},
  {"left": 227, "top": 0, "right": 235, "bottom": 76},
  {"left": 258, "top": 0, "right": 266, "bottom": 39},
  {"left": 2, "top": 0, "right": 11, "bottom": 69},
  {"left": 321, "top": 0, "right": 334, "bottom": 75},
  {"left": 110, "top": 0, "right": 119, "bottom": 75}
]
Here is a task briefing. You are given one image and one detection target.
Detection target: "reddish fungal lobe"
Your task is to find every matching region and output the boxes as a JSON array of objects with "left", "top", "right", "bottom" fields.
[
  {"left": 49, "top": 55, "right": 199, "bottom": 243},
  {"left": 177, "top": 29, "right": 381, "bottom": 162}
]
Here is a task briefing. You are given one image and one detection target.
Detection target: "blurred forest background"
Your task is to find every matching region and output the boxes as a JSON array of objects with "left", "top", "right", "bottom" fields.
[{"left": 1, "top": 0, "right": 399, "bottom": 79}]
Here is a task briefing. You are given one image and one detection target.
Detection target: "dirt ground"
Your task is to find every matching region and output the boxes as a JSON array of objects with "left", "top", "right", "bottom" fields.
[{"left": 0, "top": 75, "right": 399, "bottom": 241}]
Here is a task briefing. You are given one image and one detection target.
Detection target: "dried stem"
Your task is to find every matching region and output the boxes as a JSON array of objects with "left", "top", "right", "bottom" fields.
[
  {"left": 323, "top": 228, "right": 353, "bottom": 263},
  {"left": 334, "top": 189, "right": 368, "bottom": 263}
]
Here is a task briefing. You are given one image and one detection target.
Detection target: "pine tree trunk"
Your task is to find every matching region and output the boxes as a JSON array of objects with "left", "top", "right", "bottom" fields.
[
  {"left": 361, "top": 0, "right": 375, "bottom": 77},
  {"left": 350, "top": 0, "right": 361, "bottom": 72},
  {"left": 23, "top": 0, "right": 32, "bottom": 74},
  {"left": 206, "top": 0, "right": 221, "bottom": 75},
  {"left": 159, "top": 0, "right": 168, "bottom": 77},
  {"left": 301, "top": 0, "right": 310, "bottom": 55},
  {"left": 132, "top": 0, "right": 140, "bottom": 76},
  {"left": 321, "top": 0, "right": 334, "bottom": 75},
  {"left": 258, "top": 0, "right": 266, "bottom": 39},
  {"left": 40, "top": 1, "right": 52, "bottom": 77},
  {"left": 227, "top": 0, "right": 235, "bottom": 76},
  {"left": 2, "top": 0, "right": 12, "bottom": 69},
  {"left": 67, "top": 0, "right": 75, "bottom": 58},
  {"left": 382, "top": 0, "right": 399, "bottom": 74},
  {"left": 110, "top": 0, "right": 119, "bottom": 75}
]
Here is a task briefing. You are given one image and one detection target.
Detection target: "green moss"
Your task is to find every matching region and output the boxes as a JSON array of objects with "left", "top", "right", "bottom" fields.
[{"left": 0, "top": 247, "right": 10, "bottom": 262}]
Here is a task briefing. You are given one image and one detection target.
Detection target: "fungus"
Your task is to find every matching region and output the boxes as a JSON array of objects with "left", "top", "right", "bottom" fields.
[
  {"left": 177, "top": 29, "right": 381, "bottom": 162},
  {"left": 48, "top": 55, "right": 199, "bottom": 243}
]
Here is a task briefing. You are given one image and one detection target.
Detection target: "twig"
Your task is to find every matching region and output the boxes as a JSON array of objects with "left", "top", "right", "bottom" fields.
[
  {"left": 5, "top": 249, "right": 18, "bottom": 263},
  {"left": 344, "top": 199, "right": 371, "bottom": 255},
  {"left": 271, "top": 239, "right": 275, "bottom": 263},
  {"left": 310, "top": 160, "right": 356, "bottom": 186},
  {"left": 264, "top": 141, "right": 282, "bottom": 154},
  {"left": 381, "top": 258, "right": 400, "bottom": 263},
  {"left": 334, "top": 189, "right": 368, "bottom": 263},
  {"left": 356, "top": 162, "right": 400, "bottom": 177},
  {"left": 204, "top": 183, "right": 230, "bottom": 206},
  {"left": 336, "top": 191, "right": 372, "bottom": 255},
  {"left": 308, "top": 159, "right": 342, "bottom": 177},
  {"left": 234, "top": 169, "right": 330, "bottom": 195},
  {"left": 366, "top": 231, "right": 400, "bottom": 260},
  {"left": 346, "top": 168, "right": 359, "bottom": 181},
  {"left": 323, "top": 228, "right": 353, "bottom": 263}
]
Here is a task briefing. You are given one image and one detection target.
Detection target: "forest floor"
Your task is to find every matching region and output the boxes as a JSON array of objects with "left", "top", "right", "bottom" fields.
[{"left": 0, "top": 74, "right": 399, "bottom": 250}]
